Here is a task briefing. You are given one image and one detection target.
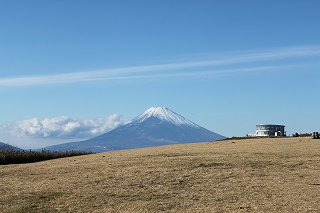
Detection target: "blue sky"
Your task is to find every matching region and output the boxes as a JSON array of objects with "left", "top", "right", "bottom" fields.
[{"left": 1, "top": 0, "right": 320, "bottom": 148}]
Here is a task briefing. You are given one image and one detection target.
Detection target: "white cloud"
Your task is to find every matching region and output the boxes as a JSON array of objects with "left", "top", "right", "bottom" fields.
[
  {"left": 2, "top": 115, "right": 129, "bottom": 139},
  {"left": 0, "top": 45, "right": 319, "bottom": 87}
]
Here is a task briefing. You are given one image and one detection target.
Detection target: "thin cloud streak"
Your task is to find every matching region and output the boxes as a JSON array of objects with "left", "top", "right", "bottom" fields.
[
  {"left": 118, "top": 63, "right": 316, "bottom": 81},
  {"left": 1, "top": 45, "right": 319, "bottom": 87}
]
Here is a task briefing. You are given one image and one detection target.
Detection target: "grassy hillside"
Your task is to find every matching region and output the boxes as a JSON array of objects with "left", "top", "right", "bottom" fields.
[{"left": 0, "top": 137, "right": 319, "bottom": 212}]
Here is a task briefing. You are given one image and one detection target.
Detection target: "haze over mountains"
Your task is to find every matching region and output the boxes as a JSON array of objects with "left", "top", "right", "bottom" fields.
[{"left": 43, "top": 107, "right": 225, "bottom": 152}]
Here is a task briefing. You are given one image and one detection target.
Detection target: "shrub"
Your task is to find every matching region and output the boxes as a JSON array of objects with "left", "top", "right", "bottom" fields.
[
  {"left": 0, "top": 149, "right": 93, "bottom": 165},
  {"left": 292, "top": 133, "right": 312, "bottom": 137}
]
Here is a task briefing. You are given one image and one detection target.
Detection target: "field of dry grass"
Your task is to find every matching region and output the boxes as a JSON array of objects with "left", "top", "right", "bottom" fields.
[{"left": 1, "top": 137, "right": 319, "bottom": 212}]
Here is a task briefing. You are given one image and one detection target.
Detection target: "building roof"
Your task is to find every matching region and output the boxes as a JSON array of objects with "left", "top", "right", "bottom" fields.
[{"left": 256, "top": 124, "right": 285, "bottom": 127}]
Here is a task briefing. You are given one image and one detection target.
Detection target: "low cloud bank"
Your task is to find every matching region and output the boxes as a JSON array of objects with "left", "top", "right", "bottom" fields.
[{"left": 2, "top": 115, "right": 129, "bottom": 139}]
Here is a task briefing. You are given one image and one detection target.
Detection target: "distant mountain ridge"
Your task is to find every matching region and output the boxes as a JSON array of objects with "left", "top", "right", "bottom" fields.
[
  {"left": 0, "top": 142, "right": 23, "bottom": 151},
  {"left": 43, "top": 107, "right": 226, "bottom": 152}
]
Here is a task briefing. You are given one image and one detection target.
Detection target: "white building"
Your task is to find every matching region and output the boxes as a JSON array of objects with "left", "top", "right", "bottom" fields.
[{"left": 255, "top": 124, "right": 286, "bottom": 137}]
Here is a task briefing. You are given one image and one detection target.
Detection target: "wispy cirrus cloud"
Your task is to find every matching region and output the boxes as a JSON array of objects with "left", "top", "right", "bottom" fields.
[
  {"left": 1, "top": 115, "right": 129, "bottom": 139},
  {"left": 1, "top": 45, "right": 320, "bottom": 87}
]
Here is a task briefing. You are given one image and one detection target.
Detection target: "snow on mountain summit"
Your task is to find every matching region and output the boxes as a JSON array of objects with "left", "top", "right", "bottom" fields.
[{"left": 132, "top": 107, "right": 200, "bottom": 128}]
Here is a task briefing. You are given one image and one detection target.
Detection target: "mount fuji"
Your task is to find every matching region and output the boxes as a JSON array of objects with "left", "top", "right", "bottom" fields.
[{"left": 43, "top": 107, "right": 226, "bottom": 152}]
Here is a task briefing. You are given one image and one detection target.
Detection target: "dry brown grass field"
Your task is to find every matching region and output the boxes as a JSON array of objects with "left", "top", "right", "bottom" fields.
[{"left": 1, "top": 137, "right": 319, "bottom": 212}]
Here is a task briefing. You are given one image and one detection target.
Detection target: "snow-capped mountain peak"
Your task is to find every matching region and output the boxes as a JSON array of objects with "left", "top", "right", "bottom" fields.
[
  {"left": 132, "top": 107, "right": 200, "bottom": 128},
  {"left": 43, "top": 107, "right": 226, "bottom": 152}
]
